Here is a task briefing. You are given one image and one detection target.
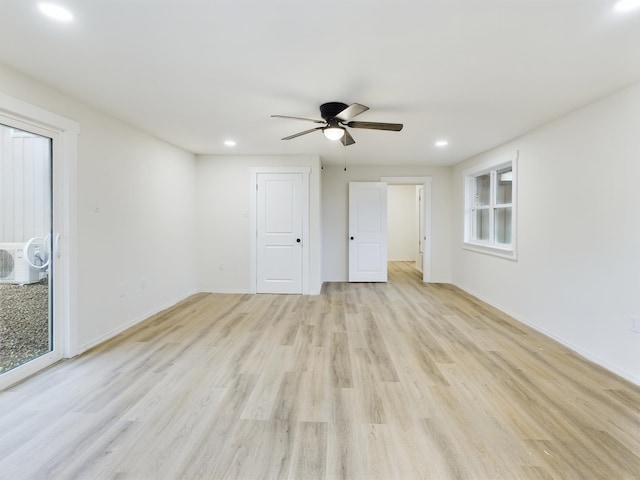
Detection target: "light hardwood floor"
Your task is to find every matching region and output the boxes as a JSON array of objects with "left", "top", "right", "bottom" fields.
[{"left": 1, "top": 262, "right": 639, "bottom": 479}]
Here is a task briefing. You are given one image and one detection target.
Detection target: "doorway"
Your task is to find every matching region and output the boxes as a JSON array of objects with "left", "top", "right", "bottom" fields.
[
  {"left": 0, "top": 123, "right": 53, "bottom": 376},
  {"left": 382, "top": 176, "right": 431, "bottom": 282},
  {"left": 387, "top": 184, "right": 421, "bottom": 270},
  {"left": 0, "top": 95, "right": 77, "bottom": 390}
]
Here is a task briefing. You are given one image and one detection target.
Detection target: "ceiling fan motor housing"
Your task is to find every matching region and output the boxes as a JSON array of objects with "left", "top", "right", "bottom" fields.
[{"left": 320, "top": 102, "right": 349, "bottom": 121}]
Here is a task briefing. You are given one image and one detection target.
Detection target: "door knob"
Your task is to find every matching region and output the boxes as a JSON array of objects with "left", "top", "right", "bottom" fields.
[
  {"left": 296, "top": 238, "right": 301, "bottom": 243},
  {"left": 350, "top": 236, "right": 354, "bottom": 240}
]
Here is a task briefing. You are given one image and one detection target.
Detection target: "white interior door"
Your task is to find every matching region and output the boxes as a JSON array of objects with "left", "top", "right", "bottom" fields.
[
  {"left": 420, "top": 181, "right": 431, "bottom": 282},
  {"left": 257, "top": 173, "right": 303, "bottom": 294},
  {"left": 418, "top": 186, "right": 425, "bottom": 254},
  {"left": 349, "top": 182, "right": 387, "bottom": 282},
  {"left": 416, "top": 185, "right": 424, "bottom": 272}
]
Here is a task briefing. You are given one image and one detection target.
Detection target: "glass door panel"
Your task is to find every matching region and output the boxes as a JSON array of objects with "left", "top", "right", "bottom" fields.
[{"left": 0, "top": 123, "right": 53, "bottom": 375}]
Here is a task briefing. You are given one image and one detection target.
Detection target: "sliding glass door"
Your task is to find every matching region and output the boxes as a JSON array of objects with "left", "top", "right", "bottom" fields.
[{"left": 0, "top": 122, "right": 53, "bottom": 375}]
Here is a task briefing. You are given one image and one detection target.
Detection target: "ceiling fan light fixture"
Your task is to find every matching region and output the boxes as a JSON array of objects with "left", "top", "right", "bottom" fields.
[{"left": 323, "top": 126, "right": 345, "bottom": 141}]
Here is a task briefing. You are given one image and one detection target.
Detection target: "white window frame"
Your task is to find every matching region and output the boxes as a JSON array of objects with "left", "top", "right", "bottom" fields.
[{"left": 463, "top": 153, "right": 517, "bottom": 260}]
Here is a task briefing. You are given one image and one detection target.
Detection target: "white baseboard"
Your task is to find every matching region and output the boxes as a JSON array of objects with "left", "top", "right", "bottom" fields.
[
  {"left": 453, "top": 282, "right": 640, "bottom": 388},
  {"left": 76, "top": 289, "right": 198, "bottom": 355},
  {"left": 201, "top": 288, "right": 324, "bottom": 295},
  {"left": 199, "top": 288, "right": 251, "bottom": 294}
]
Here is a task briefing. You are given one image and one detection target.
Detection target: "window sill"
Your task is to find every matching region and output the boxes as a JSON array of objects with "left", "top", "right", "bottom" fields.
[{"left": 463, "top": 242, "right": 517, "bottom": 261}]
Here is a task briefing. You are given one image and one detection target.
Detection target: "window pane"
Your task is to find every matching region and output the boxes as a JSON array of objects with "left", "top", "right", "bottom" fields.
[
  {"left": 472, "top": 208, "right": 490, "bottom": 241},
  {"left": 496, "top": 167, "right": 512, "bottom": 205},
  {"left": 474, "top": 174, "right": 490, "bottom": 206},
  {"left": 494, "top": 207, "right": 512, "bottom": 244}
]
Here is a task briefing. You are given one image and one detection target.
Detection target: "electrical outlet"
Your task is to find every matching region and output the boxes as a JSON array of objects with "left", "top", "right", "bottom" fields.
[
  {"left": 630, "top": 315, "right": 640, "bottom": 334},
  {"left": 140, "top": 278, "right": 146, "bottom": 290}
]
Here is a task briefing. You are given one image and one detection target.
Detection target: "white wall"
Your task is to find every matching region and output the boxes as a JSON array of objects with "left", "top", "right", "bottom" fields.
[
  {"left": 322, "top": 165, "right": 452, "bottom": 282},
  {"left": 195, "top": 154, "right": 322, "bottom": 294},
  {"left": 451, "top": 82, "right": 640, "bottom": 386},
  {"left": 387, "top": 184, "right": 417, "bottom": 261},
  {"left": 0, "top": 63, "right": 198, "bottom": 353},
  {"left": 77, "top": 119, "right": 197, "bottom": 349}
]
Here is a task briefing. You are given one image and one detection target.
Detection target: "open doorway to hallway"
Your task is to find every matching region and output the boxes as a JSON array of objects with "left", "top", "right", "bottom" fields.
[
  {"left": 387, "top": 184, "right": 423, "bottom": 278},
  {"left": 382, "top": 176, "right": 431, "bottom": 283}
]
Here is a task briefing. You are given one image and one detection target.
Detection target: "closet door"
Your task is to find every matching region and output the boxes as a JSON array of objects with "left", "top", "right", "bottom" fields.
[{"left": 256, "top": 173, "right": 303, "bottom": 294}]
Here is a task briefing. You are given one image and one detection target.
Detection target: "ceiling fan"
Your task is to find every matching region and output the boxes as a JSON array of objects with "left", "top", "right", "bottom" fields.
[{"left": 271, "top": 102, "right": 403, "bottom": 146}]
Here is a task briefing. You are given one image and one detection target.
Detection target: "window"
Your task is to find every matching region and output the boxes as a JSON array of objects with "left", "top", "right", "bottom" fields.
[{"left": 464, "top": 155, "right": 517, "bottom": 259}]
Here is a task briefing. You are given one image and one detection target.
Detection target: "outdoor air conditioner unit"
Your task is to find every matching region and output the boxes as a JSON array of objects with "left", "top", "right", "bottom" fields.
[{"left": 0, "top": 243, "right": 40, "bottom": 284}]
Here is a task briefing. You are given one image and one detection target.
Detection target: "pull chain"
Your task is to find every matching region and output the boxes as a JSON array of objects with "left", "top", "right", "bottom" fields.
[{"left": 343, "top": 140, "right": 347, "bottom": 172}]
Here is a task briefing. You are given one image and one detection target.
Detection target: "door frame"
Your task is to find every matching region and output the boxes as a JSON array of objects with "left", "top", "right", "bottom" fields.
[
  {"left": 381, "top": 176, "right": 432, "bottom": 282},
  {"left": 0, "top": 93, "right": 79, "bottom": 390},
  {"left": 250, "top": 167, "right": 310, "bottom": 294}
]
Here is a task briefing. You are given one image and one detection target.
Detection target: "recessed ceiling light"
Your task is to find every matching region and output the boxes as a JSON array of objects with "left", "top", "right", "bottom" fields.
[
  {"left": 614, "top": 0, "right": 640, "bottom": 12},
  {"left": 38, "top": 3, "right": 74, "bottom": 22},
  {"left": 224, "top": 140, "right": 236, "bottom": 147},
  {"left": 435, "top": 140, "right": 449, "bottom": 147}
]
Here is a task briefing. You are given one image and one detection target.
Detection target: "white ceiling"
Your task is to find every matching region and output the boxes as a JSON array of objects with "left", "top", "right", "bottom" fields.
[{"left": 1, "top": 0, "right": 639, "bottom": 166}]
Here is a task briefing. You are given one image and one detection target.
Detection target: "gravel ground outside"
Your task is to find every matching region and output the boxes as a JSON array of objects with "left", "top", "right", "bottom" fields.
[{"left": 0, "top": 279, "right": 50, "bottom": 374}]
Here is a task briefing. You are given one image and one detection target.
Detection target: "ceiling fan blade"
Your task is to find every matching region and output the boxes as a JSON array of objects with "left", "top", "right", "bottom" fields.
[
  {"left": 341, "top": 129, "right": 355, "bottom": 146},
  {"left": 335, "top": 103, "right": 369, "bottom": 121},
  {"left": 271, "top": 115, "right": 325, "bottom": 124},
  {"left": 281, "top": 127, "right": 323, "bottom": 140},
  {"left": 346, "top": 121, "right": 403, "bottom": 131}
]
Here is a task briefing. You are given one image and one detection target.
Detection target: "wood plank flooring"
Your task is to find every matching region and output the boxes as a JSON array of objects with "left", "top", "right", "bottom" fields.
[{"left": 1, "top": 261, "right": 639, "bottom": 479}]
